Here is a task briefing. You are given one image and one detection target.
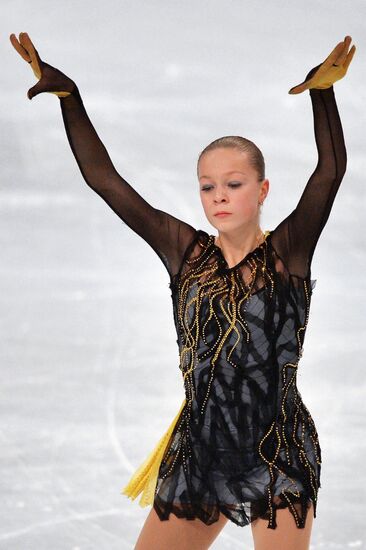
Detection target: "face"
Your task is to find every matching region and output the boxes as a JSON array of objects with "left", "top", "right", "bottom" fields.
[{"left": 198, "top": 148, "right": 269, "bottom": 233}]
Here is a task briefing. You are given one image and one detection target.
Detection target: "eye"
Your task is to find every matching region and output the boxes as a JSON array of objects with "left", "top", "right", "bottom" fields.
[
  {"left": 201, "top": 182, "right": 242, "bottom": 192},
  {"left": 228, "top": 182, "right": 242, "bottom": 188}
]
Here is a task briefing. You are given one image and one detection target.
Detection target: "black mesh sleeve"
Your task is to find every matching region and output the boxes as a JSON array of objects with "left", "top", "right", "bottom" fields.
[
  {"left": 271, "top": 85, "right": 347, "bottom": 279},
  {"left": 59, "top": 86, "right": 197, "bottom": 279}
]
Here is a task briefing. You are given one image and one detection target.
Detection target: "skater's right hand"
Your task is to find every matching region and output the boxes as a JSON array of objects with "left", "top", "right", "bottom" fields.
[{"left": 10, "top": 32, "right": 76, "bottom": 100}]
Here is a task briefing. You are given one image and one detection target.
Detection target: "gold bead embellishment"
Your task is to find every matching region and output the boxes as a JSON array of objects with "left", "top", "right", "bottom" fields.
[
  {"left": 154, "top": 230, "right": 320, "bottom": 527},
  {"left": 174, "top": 232, "right": 275, "bottom": 425},
  {"left": 254, "top": 273, "right": 320, "bottom": 528}
]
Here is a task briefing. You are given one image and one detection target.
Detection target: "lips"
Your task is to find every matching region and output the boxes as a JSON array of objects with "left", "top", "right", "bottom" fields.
[{"left": 214, "top": 212, "right": 232, "bottom": 216}]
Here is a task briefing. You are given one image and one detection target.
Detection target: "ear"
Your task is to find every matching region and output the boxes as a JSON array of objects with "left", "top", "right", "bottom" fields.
[{"left": 260, "top": 178, "right": 270, "bottom": 201}]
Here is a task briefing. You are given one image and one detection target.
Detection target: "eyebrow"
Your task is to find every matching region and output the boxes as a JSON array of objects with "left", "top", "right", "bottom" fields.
[{"left": 199, "top": 170, "right": 247, "bottom": 180}]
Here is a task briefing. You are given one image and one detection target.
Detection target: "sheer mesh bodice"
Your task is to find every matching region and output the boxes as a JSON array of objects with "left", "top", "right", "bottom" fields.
[{"left": 59, "top": 83, "right": 346, "bottom": 529}]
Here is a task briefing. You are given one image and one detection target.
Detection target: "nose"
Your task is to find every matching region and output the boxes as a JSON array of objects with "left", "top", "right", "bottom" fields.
[{"left": 214, "top": 188, "right": 228, "bottom": 202}]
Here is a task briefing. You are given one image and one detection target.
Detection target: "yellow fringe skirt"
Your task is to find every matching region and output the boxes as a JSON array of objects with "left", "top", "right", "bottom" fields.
[{"left": 121, "top": 397, "right": 187, "bottom": 507}]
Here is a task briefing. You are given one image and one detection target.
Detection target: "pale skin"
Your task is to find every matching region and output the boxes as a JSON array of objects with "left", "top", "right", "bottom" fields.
[
  {"left": 134, "top": 503, "right": 314, "bottom": 550},
  {"left": 198, "top": 147, "right": 269, "bottom": 267},
  {"left": 134, "top": 147, "right": 316, "bottom": 550},
  {"left": 10, "top": 31, "right": 355, "bottom": 550},
  {"left": 133, "top": 35, "right": 355, "bottom": 550}
]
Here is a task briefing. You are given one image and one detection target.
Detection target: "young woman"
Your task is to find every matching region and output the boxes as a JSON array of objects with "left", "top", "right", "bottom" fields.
[{"left": 11, "top": 32, "right": 355, "bottom": 550}]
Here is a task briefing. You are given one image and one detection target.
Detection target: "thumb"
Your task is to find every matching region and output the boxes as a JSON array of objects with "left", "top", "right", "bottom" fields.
[{"left": 27, "top": 79, "right": 46, "bottom": 100}]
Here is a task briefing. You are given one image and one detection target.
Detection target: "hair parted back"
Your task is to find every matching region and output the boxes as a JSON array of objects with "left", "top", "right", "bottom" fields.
[{"left": 197, "top": 136, "right": 265, "bottom": 182}]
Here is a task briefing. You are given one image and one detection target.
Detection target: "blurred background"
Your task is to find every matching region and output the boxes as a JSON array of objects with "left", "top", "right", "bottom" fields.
[{"left": 1, "top": 1, "right": 365, "bottom": 548}]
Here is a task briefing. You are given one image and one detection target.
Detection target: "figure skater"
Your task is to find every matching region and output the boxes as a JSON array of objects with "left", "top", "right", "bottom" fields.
[{"left": 10, "top": 31, "right": 355, "bottom": 550}]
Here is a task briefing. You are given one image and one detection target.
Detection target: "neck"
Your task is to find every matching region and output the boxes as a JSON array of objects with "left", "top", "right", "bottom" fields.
[{"left": 215, "top": 224, "right": 265, "bottom": 267}]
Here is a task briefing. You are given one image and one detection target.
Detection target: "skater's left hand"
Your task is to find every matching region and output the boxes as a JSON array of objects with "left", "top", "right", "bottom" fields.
[{"left": 288, "top": 35, "right": 356, "bottom": 94}]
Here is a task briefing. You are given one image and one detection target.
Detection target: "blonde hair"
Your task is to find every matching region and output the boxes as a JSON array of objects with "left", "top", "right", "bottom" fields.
[{"left": 197, "top": 136, "right": 265, "bottom": 182}]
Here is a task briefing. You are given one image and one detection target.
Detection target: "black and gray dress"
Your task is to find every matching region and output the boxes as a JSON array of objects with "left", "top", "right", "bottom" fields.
[{"left": 58, "top": 79, "right": 346, "bottom": 529}]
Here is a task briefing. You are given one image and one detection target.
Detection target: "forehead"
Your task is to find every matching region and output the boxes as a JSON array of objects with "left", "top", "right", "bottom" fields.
[{"left": 198, "top": 148, "right": 252, "bottom": 179}]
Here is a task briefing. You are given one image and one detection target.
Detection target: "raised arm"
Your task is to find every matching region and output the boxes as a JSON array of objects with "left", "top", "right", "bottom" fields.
[
  {"left": 58, "top": 86, "right": 196, "bottom": 278},
  {"left": 10, "top": 32, "right": 197, "bottom": 279},
  {"left": 271, "top": 36, "right": 355, "bottom": 279}
]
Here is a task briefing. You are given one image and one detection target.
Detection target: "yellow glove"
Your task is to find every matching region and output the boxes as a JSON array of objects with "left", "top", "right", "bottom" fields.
[
  {"left": 289, "top": 35, "right": 356, "bottom": 94},
  {"left": 10, "top": 32, "right": 74, "bottom": 99}
]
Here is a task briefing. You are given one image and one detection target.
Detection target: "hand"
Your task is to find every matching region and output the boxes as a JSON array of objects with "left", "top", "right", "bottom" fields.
[
  {"left": 288, "top": 35, "right": 356, "bottom": 94},
  {"left": 10, "top": 32, "right": 76, "bottom": 99}
]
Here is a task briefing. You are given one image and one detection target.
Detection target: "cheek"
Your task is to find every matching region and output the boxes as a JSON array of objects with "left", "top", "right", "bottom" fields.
[
  {"left": 200, "top": 194, "right": 210, "bottom": 214},
  {"left": 236, "top": 190, "right": 258, "bottom": 214}
]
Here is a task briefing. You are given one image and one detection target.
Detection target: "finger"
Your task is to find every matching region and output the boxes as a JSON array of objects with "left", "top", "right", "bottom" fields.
[
  {"left": 288, "top": 65, "right": 322, "bottom": 94},
  {"left": 334, "top": 36, "right": 353, "bottom": 66},
  {"left": 19, "top": 32, "right": 42, "bottom": 79},
  {"left": 288, "top": 80, "right": 312, "bottom": 94},
  {"left": 19, "top": 32, "right": 39, "bottom": 62},
  {"left": 288, "top": 87, "right": 302, "bottom": 95},
  {"left": 310, "top": 38, "right": 349, "bottom": 78},
  {"left": 322, "top": 41, "right": 346, "bottom": 70},
  {"left": 27, "top": 79, "right": 46, "bottom": 100},
  {"left": 342, "top": 35, "right": 352, "bottom": 50},
  {"left": 343, "top": 44, "right": 356, "bottom": 72},
  {"left": 343, "top": 35, "right": 352, "bottom": 47},
  {"left": 9, "top": 33, "right": 31, "bottom": 62}
]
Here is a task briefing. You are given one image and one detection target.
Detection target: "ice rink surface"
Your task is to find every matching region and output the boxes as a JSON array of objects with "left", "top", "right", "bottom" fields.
[{"left": 1, "top": 1, "right": 366, "bottom": 548}]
